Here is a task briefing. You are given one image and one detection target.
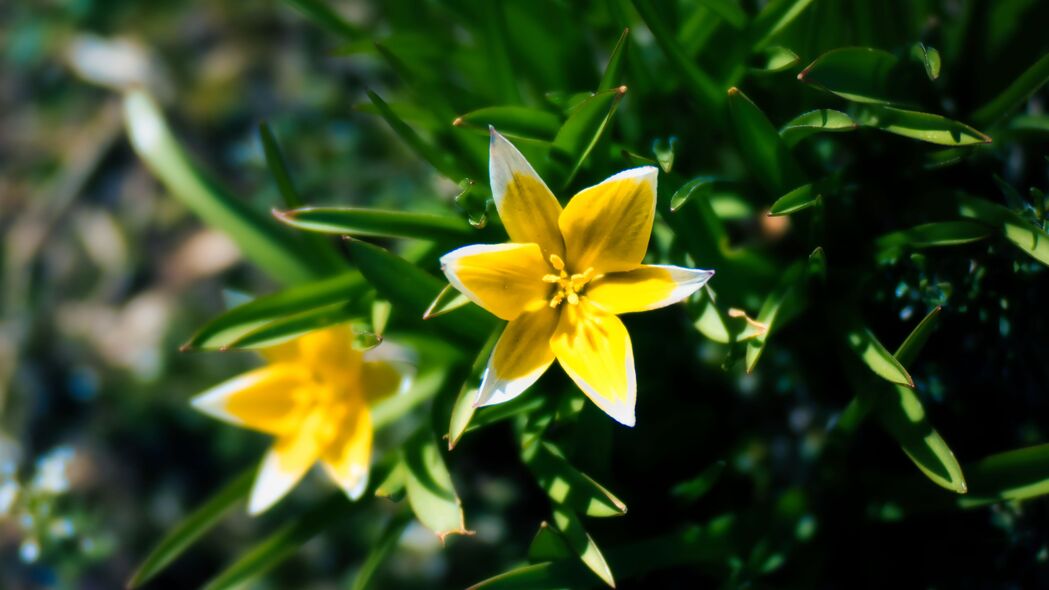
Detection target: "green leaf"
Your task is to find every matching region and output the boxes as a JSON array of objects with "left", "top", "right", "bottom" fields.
[
  {"left": 259, "top": 123, "right": 304, "bottom": 209},
  {"left": 551, "top": 505, "right": 615, "bottom": 587},
  {"left": 374, "top": 460, "right": 407, "bottom": 501},
  {"left": 123, "top": 90, "right": 327, "bottom": 285},
  {"left": 748, "top": 0, "right": 816, "bottom": 50},
  {"left": 201, "top": 493, "right": 354, "bottom": 590},
  {"left": 671, "top": 460, "right": 726, "bottom": 503},
  {"left": 727, "top": 87, "right": 806, "bottom": 196},
  {"left": 743, "top": 261, "right": 807, "bottom": 372},
  {"left": 875, "top": 221, "right": 991, "bottom": 261},
  {"left": 971, "top": 53, "right": 1049, "bottom": 127},
  {"left": 366, "top": 90, "right": 463, "bottom": 181},
  {"left": 349, "top": 511, "right": 411, "bottom": 590},
  {"left": 424, "top": 284, "right": 472, "bottom": 320},
  {"left": 670, "top": 175, "right": 718, "bottom": 212},
  {"left": 630, "top": 0, "right": 722, "bottom": 112},
  {"left": 797, "top": 47, "right": 910, "bottom": 105},
  {"left": 480, "top": 0, "right": 520, "bottom": 104},
  {"left": 597, "top": 28, "right": 631, "bottom": 92},
  {"left": 845, "top": 325, "right": 915, "bottom": 388},
  {"left": 347, "top": 240, "right": 495, "bottom": 343},
  {"left": 223, "top": 303, "right": 358, "bottom": 350},
  {"left": 127, "top": 469, "right": 253, "bottom": 588},
  {"left": 523, "top": 442, "right": 627, "bottom": 518},
  {"left": 528, "top": 522, "right": 573, "bottom": 563},
  {"left": 768, "top": 182, "right": 822, "bottom": 216},
  {"left": 698, "top": 0, "right": 747, "bottom": 29},
  {"left": 275, "top": 207, "right": 475, "bottom": 241},
  {"left": 894, "top": 306, "right": 942, "bottom": 367},
  {"left": 958, "top": 195, "right": 1049, "bottom": 266},
  {"left": 403, "top": 429, "right": 472, "bottom": 542},
  {"left": 551, "top": 86, "right": 627, "bottom": 189},
  {"left": 960, "top": 444, "right": 1049, "bottom": 507},
  {"left": 447, "top": 328, "right": 501, "bottom": 450},
  {"left": 184, "top": 272, "right": 368, "bottom": 350},
  {"left": 652, "top": 136, "right": 677, "bottom": 173},
  {"left": 910, "top": 43, "right": 941, "bottom": 80},
  {"left": 749, "top": 46, "right": 799, "bottom": 75},
  {"left": 854, "top": 105, "right": 992, "bottom": 146},
  {"left": 779, "top": 109, "right": 858, "bottom": 146},
  {"left": 692, "top": 288, "right": 736, "bottom": 343},
  {"left": 454, "top": 106, "right": 561, "bottom": 139},
  {"left": 280, "top": 0, "right": 361, "bottom": 40}
]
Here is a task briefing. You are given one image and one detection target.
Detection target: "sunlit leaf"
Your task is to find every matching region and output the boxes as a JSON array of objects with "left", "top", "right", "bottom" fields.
[
  {"left": 224, "top": 302, "right": 358, "bottom": 349},
  {"left": 749, "top": 46, "right": 799, "bottom": 75},
  {"left": 779, "top": 109, "right": 857, "bottom": 146},
  {"left": 748, "top": 0, "right": 816, "bottom": 50},
  {"left": 875, "top": 221, "right": 991, "bottom": 261},
  {"left": 424, "top": 284, "right": 472, "bottom": 320},
  {"left": 403, "top": 429, "right": 472, "bottom": 542},
  {"left": 597, "top": 28, "right": 630, "bottom": 92},
  {"left": 797, "top": 47, "right": 911, "bottom": 105},
  {"left": 768, "top": 182, "right": 822, "bottom": 216},
  {"left": 366, "top": 90, "right": 463, "bottom": 180},
  {"left": 910, "top": 43, "right": 941, "bottom": 81},
  {"left": 551, "top": 505, "right": 615, "bottom": 587},
  {"left": 528, "top": 522, "right": 572, "bottom": 563},
  {"left": 971, "top": 53, "right": 1049, "bottom": 127},
  {"left": 854, "top": 105, "right": 992, "bottom": 146},
  {"left": 845, "top": 325, "right": 914, "bottom": 388},
  {"left": 960, "top": 444, "right": 1049, "bottom": 507},
  {"left": 454, "top": 106, "right": 561, "bottom": 139},
  {"left": 743, "top": 261, "right": 807, "bottom": 372},
  {"left": 727, "top": 87, "right": 806, "bottom": 196},
  {"left": 447, "top": 328, "right": 500, "bottom": 450},
  {"left": 958, "top": 195, "right": 1049, "bottom": 266},
  {"left": 275, "top": 207, "right": 476, "bottom": 241},
  {"left": 523, "top": 442, "right": 627, "bottom": 518},
  {"left": 670, "top": 175, "right": 718, "bottom": 212},
  {"left": 551, "top": 86, "right": 627, "bottom": 189}
]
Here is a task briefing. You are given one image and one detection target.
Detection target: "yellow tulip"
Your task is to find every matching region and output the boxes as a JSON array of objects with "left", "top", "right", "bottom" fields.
[
  {"left": 440, "top": 129, "right": 714, "bottom": 426},
  {"left": 191, "top": 325, "right": 402, "bottom": 514}
]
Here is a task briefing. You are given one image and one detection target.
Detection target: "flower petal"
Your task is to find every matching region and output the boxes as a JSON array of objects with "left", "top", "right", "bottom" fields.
[
  {"left": 441, "top": 243, "right": 551, "bottom": 320},
  {"left": 550, "top": 301, "right": 636, "bottom": 426},
  {"left": 190, "top": 365, "right": 310, "bottom": 435},
  {"left": 587, "top": 265, "right": 715, "bottom": 314},
  {"left": 490, "top": 128, "right": 565, "bottom": 257},
  {"left": 322, "top": 404, "right": 373, "bottom": 501},
  {"left": 297, "top": 325, "right": 361, "bottom": 376},
  {"left": 477, "top": 305, "right": 559, "bottom": 406},
  {"left": 559, "top": 167, "right": 658, "bottom": 274},
  {"left": 248, "top": 421, "right": 323, "bottom": 514},
  {"left": 361, "top": 360, "right": 404, "bottom": 403}
]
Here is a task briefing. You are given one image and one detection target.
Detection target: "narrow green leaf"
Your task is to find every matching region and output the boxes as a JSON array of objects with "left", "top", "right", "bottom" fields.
[
  {"left": 463, "top": 394, "right": 548, "bottom": 435},
  {"left": 875, "top": 221, "right": 991, "bottom": 261},
  {"left": 598, "top": 28, "right": 631, "bottom": 92},
  {"left": 347, "top": 240, "right": 494, "bottom": 343},
  {"left": 551, "top": 505, "right": 615, "bottom": 587},
  {"left": 779, "top": 109, "right": 857, "bottom": 146},
  {"left": 454, "top": 106, "right": 561, "bottom": 139},
  {"left": 281, "top": 0, "right": 361, "bottom": 40},
  {"left": 202, "top": 493, "right": 353, "bottom": 590},
  {"left": 128, "top": 469, "right": 253, "bottom": 588},
  {"left": 698, "top": 0, "right": 747, "bottom": 29},
  {"left": 223, "top": 303, "right": 358, "bottom": 350},
  {"left": 528, "top": 522, "right": 573, "bottom": 563},
  {"left": 447, "top": 328, "right": 501, "bottom": 450},
  {"left": 349, "top": 511, "right": 411, "bottom": 590},
  {"left": 374, "top": 460, "right": 407, "bottom": 501},
  {"left": 855, "top": 105, "right": 992, "bottom": 146},
  {"left": 403, "top": 429, "right": 472, "bottom": 542},
  {"left": 958, "top": 195, "right": 1049, "bottom": 266},
  {"left": 749, "top": 46, "right": 799, "bottom": 75},
  {"left": 480, "top": 0, "right": 520, "bottom": 104},
  {"left": 366, "top": 90, "right": 462, "bottom": 180},
  {"left": 123, "top": 90, "right": 326, "bottom": 284},
  {"left": 184, "top": 272, "right": 368, "bottom": 350},
  {"left": 845, "top": 325, "right": 915, "bottom": 388},
  {"left": 743, "top": 262, "right": 806, "bottom": 372},
  {"left": 768, "top": 182, "right": 822, "bottom": 216},
  {"left": 259, "top": 123, "right": 303, "bottom": 209},
  {"left": 894, "top": 306, "right": 942, "bottom": 367},
  {"left": 671, "top": 460, "right": 726, "bottom": 503},
  {"left": 424, "top": 284, "right": 472, "bottom": 320},
  {"left": 971, "top": 53, "right": 1049, "bottom": 127},
  {"left": 727, "top": 87, "right": 806, "bottom": 196},
  {"left": 670, "top": 176, "right": 717, "bottom": 212},
  {"left": 551, "top": 86, "right": 627, "bottom": 189},
  {"left": 910, "top": 43, "right": 941, "bottom": 80},
  {"left": 692, "top": 289, "right": 736, "bottom": 343},
  {"left": 276, "top": 207, "right": 474, "bottom": 241},
  {"left": 748, "top": 0, "right": 816, "bottom": 50},
  {"left": 960, "top": 444, "right": 1049, "bottom": 507},
  {"left": 524, "top": 442, "right": 627, "bottom": 518},
  {"left": 797, "top": 47, "right": 909, "bottom": 105},
  {"left": 630, "top": 0, "right": 722, "bottom": 112}
]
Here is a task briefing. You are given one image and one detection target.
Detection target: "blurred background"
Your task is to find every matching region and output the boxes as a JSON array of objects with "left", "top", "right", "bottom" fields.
[{"left": 3, "top": 0, "right": 1049, "bottom": 589}]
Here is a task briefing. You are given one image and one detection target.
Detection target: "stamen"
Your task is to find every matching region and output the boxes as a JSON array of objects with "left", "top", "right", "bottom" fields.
[
  {"left": 548, "top": 254, "right": 565, "bottom": 271},
  {"left": 545, "top": 262, "right": 596, "bottom": 308}
]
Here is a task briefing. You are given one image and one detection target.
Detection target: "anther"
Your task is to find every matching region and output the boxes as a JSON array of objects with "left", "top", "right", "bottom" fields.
[{"left": 548, "top": 254, "right": 565, "bottom": 271}]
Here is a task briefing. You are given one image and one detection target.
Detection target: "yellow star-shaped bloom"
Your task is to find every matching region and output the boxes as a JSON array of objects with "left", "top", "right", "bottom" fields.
[
  {"left": 191, "top": 325, "right": 401, "bottom": 514},
  {"left": 440, "top": 129, "right": 714, "bottom": 426}
]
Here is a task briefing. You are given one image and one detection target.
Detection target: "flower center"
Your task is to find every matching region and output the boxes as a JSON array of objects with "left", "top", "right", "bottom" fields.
[{"left": 542, "top": 254, "right": 595, "bottom": 308}]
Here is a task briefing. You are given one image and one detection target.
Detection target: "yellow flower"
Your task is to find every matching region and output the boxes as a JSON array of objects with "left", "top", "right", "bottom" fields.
[
  {"left": 191, "top": 325, "right": 402, "bottom": 514},
  {"left": 440, "top": 129, "right": 714, "bottom": 426}
]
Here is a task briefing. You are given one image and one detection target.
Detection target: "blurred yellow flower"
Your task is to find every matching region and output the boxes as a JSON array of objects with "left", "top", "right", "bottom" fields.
[
  {"left": 440, "top": 129, "right": 714, "bottom": 426},
  {"left": 191, "top": 325, "right": 401, "bottom": 514}
]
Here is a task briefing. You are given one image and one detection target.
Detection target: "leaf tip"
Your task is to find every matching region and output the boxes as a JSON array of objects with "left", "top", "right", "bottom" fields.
[
  {"left": 727, "top": 86, "right": 740, "bottom": 96},
  {"left": 616, "top": 85, "right": 628, "bottom": 96},
  {"left": 452, "top": 116, "right": 464, "bottom": 127}
]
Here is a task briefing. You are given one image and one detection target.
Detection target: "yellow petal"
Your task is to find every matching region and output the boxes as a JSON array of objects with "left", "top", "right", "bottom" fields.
[
  {"left": 190, "top": 365, "right": 311, "bottom": 435},
  {"left": 550, "top": 300, "right": 636, "bottom": 426},
  {"left": 559, "top": 167, "right": 658, "bottom": 274},
  {"left": 297, "top": 324, "right": 362, "bottom": 377},
  {"left": 587, "top": 265, "right": 715, "bottom": 314},
  {"left": 440, "top": 243, "right": 551, "bottom": 320},
  {"left": 322, "top": 403, "right": 373, "bottom": 500},
  {"left": 477, "top": 305, "right": 559, "bottom": 406},
  {"left": 362, "top": 360, "right": 403, "bottom": 403},
  {"left": 248, "top": 414, "right": 325, "bottom": 514},
  {"left": 258, "top": 339, "right": 300, "bottom": 364},
  {"left": 489, "top": 128, "right": 565, "bottom": 258}
]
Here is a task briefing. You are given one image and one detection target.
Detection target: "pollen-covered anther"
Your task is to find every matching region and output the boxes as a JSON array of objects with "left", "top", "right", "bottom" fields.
[{"left": 544, "top": 255, "right": 595, "bottom": 308}]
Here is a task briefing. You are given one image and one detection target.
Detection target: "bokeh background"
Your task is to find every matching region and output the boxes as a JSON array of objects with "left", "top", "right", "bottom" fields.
[{"left": 3, "top": 0, "right": 1049, "bottom": 589}]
